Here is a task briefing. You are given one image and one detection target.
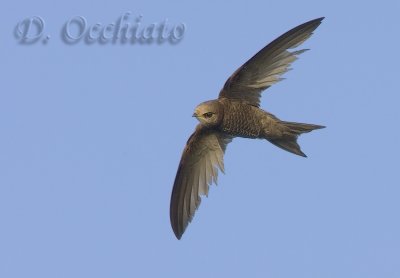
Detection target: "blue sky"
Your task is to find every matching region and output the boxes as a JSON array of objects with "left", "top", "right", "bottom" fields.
[{"left": 1, "top": 1, "right": 399, "bottom": 277}]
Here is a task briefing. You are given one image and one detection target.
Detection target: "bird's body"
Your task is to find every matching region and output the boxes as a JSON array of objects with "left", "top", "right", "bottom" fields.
[
  {"left": 194, "top": 98, "right": 324, "bottom": 157},
  {"left": 170, "top": 17, "right": 326, "bottom": 239},
  {"left": 219, "top": 99, "right": 265, "bottom": 138}
]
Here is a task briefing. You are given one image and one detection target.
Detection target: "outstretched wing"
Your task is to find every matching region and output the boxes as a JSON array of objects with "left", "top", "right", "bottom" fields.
[
  {"left": 170, "top": 125, "right": 232, "bottom": 239},
  {"left": 219, "top": 17, "right": 324, "bottom": 107}
]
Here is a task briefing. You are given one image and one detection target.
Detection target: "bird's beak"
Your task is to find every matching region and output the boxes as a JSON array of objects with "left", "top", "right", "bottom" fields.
[{"left": 192, "top": 113, "right": 198, "bottom": 118}]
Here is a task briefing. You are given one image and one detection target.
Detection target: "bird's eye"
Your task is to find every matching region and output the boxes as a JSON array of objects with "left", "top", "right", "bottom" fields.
[{"left": 203, "top": 112, "right": 213, "bottom": 118}]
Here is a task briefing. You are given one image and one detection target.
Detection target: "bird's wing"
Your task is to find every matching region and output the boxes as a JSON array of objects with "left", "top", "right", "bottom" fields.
[
  {"left": 219, "top": 17, "right": 324, "bottom": 107},
  {"left": 170, "top": 125, "right": 232, "bottom": 239}
]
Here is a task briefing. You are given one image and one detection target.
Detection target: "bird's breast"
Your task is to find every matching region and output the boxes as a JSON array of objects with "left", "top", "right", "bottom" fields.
[{"left": 220, "top": 101, "right": 263, "bottom": 138}]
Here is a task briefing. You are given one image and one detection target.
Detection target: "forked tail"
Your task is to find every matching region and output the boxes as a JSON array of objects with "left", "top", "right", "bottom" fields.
[{"left": 268, "top": 121, "right": 325, "bottom": 157}]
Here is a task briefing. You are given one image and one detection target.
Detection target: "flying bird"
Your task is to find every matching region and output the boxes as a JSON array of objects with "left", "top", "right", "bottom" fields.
[{"left": 170, "top": 17, "right": 325, "bottom": 239}]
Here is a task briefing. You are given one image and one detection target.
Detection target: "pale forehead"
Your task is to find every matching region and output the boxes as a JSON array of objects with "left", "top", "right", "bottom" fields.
[{"left": 195, "top": 100, "right": 216, "bottom": 110}]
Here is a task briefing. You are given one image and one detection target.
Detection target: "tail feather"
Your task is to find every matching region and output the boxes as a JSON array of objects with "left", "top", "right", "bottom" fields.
[
  {"left": 280, "top": 121, "right": 325, "bottom": 134},
  {"left": 268, "top": 138, "right": 307, "bottom": 157},
  {"left": 267, "top": 121, "right": 325, "bottom": 157}
]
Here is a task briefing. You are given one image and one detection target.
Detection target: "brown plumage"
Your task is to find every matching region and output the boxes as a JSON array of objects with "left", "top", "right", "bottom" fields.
[{"left": 170, "top": 17, "right": 326, "bottom": 239}]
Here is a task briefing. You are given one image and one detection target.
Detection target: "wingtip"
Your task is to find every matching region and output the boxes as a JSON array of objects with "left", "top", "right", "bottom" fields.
[
  {"left": 170, "top": 210, "right": 184, "bottom": 240},
  {"left": 175, "top": 234, "right": 182, "bottom": 240},
  {"left": 173, "top": 228, "right": 183, "bottom": 240},
  {"left": 307, "top": 17, "right": 325, "bottom": 27},
  {"left": 299, "top": 151, "right": 308, "bottom": 158},
  {"left": 311, "top": 17, "right": 325, "bottom": 23}
]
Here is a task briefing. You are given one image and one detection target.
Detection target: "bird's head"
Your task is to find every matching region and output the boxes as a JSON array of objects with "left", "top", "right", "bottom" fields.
[{"left": 192, "top": 100, "right": 223, "bottom": 127}]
